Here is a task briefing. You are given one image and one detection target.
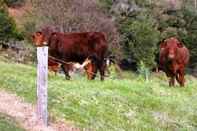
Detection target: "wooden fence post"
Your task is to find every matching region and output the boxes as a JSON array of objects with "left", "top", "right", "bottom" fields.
[{"left": 36, "top": 46, "right": 48, "bottom": 125}]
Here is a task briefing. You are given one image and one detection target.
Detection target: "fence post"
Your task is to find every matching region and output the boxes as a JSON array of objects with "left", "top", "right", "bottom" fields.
[{"left": 36, "top": 46, "right": 48, "bottom": 126}]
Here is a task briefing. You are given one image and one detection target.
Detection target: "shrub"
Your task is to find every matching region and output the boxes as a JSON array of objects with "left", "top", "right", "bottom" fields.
[
  {"left": 0, "top": 3, "right": 23, "bottom": 45},
  {"left": 120, "top": 15, "right": 160, "bottom": 69},
  {"left": 4, "top": 0, "right": 24, "bottom": 7}
]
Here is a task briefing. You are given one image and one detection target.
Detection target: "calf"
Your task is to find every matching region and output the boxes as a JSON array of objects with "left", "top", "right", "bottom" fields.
[{"left": 49, "top": 56, "right": 92, "bottom": 79}]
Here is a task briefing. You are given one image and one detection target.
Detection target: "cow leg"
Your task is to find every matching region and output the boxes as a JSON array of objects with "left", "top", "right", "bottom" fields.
[
  {"left": 86, "top": 54, "right": 99, "bottom": 80},
  {"left": 178, "top": 70, "right": 185, "bottom": 87},
  {"left": 98, "top": 61, "right": 106, "bottom": 81},
  {"left": 61, "top": 64, "right": 70, "bottom": 80},
  {"left": 91, "top": 65, "right": 98, "bottom": 80},
  {"left": 175, "top": 73, "right": 180, "bottom": 85},
  {"left": 85, "top": 63, "right": 97, "bottom": 80},
  {"left": 169, "top": 75, "right": 175, "bottom": 87},
  {"left": 90, "top": 63, "right": 98, "bottom": 80}
]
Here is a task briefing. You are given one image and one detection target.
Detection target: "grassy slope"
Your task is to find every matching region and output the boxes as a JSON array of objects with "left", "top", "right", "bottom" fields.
[
  {"left": 0, "top": 61, "right": 197, "bottom": 131},
  {"left": 0, "top": 113, "right": 24, "bottom": 131}
]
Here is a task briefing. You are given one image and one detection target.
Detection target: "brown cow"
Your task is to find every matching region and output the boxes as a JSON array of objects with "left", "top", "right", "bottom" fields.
[
  {"left": 32, "top": 31, "right": 108, "bottom": 80},
  {"left": 159, "top": 37, "right": 190, "bottom": 87}
]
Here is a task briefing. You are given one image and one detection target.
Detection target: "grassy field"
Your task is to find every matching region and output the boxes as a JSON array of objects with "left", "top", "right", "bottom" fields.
[
  {"left": 0, "top": 113, "right": 24, "bottom": 131},
  {"left": 0, "top": 61, "right": 197, "bottom": 131}
]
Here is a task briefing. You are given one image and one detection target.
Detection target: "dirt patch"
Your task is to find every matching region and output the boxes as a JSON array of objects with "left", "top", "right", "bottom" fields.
[{"left": 0, "top": 90, "right": 79, "bottom": 131}]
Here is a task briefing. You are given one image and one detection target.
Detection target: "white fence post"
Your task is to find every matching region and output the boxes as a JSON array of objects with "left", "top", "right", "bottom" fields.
[{"left": 36, "top": 46, "right": 48, "bottom": 125}]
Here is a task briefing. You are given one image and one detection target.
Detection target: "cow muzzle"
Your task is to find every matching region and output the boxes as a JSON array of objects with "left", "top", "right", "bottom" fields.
[
  {"left": 35, "top": 41, "right": 48, "bottom": 47},
  {"left": 168, "top": 54, "right": 175, "bottom": 60}
]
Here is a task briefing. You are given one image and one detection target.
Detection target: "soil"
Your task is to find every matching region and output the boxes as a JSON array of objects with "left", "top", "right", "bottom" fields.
[{"left": 0, "top": 90, "right": 79, "bottom": 131}]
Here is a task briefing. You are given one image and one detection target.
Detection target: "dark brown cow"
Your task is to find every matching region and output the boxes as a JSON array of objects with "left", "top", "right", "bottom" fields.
[
  {"left": 159, "top": 37, "right": 190, "bottom": 87},
  {"left": 32, "top": 31, "right": 108, "bottom": 80}
]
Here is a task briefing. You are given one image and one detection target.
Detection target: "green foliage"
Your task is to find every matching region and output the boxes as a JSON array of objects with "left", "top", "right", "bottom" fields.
[
  {"left": 22, "top": 18, "right": 36, "bottom": 42},
  {"left": 98, "top": 0, "right": 197, "bottom": 71},
  {"left": 120, "top": 15, "right": 160, "bottom": 69},
  {"left": 4, "top": 0, "right": 24, "bottom": 7},
  {"left": 179, "top": 5, "right": 197, "bottom": 68},
  {"left": 0, "top": 4, "right": 23, "bottom": 44},
  {"left": 99, "top": 0, "right": 113, "bottom": 10},
  {"left": 0, "top": 61, "right": 197, "bottom": 131}
]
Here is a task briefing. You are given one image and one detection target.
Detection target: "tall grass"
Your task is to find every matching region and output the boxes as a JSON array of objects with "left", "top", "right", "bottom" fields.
[{"left": 0, "top": 61, "right": 197, "bottom": 131}]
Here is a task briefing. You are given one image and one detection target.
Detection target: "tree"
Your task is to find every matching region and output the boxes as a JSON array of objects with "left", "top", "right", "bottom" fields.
[
  {"left": 4, "top": 0, "right": 25, "bottom": 7},
  {"left": 0, "top": 0, "right": 22, "bottom": 45},
  {"left": 120, "top": 15, "right": 160, "bottom": 69}
]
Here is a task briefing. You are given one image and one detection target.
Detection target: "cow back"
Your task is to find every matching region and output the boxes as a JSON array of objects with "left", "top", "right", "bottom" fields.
[{"left": 48, "top": 32, "right": 108, "bottom": 64}]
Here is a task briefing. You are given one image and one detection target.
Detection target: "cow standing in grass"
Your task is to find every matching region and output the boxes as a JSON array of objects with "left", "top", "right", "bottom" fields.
[
  {"left": 32, "top": 31, "right": 108, "bottom": 80},
  {"left": 159, "top": 37, "right": 190, "bottom": 87}
]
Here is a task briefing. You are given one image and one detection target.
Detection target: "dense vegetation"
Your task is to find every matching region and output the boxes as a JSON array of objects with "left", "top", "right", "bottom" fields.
[
  {"left": 0, "top": 0, "right": 23, "bottom": 46},
  {"left": 100, "top": 0, "right": 197, "bottom": 70},
  {"left": 0, "top": 61, "right": 197, "bottom": 130},
  {"left": 4, "top": 0, "right": 24, "bottom": 7}
]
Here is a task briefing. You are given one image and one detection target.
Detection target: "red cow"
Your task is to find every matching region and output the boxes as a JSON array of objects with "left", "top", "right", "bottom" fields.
[
  {"left": 159, "top": 37, "right": 190, "bottom": 87},
  {"left": 32, "top": 31, "right": 108, "bottom": 80}
]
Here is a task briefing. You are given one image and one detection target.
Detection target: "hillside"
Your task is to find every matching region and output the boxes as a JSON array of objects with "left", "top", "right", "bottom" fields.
[
  {"left": 0, "top": 61, "right": 197, "bottom": 130},
  {"left": 8, "top": 2, "right": 32, "bottom": 29},
  {"left": 1, "top": 1, "right": 197, "bottom": 130}
]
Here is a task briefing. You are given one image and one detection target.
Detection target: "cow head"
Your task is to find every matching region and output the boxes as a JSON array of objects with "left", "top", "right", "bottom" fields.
[
  {"left": 32, "top": 31, "right": 47, "bottom": 47},
  {"left": 160, "top": 37, "right": 183, "bottom": 60}
]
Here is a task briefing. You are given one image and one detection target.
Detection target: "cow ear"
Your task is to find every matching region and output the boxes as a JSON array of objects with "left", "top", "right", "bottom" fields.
[{"left": 177, "top": 42, "right": 183, "bottom": 48}]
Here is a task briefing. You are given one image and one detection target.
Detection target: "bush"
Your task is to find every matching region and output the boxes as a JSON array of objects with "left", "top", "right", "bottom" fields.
[
  {"left": 0, "top": 4, "right": 23, "bottom": 45},
  {"left": 4, "top": 0, "right": 24, "bottom": 7},
  {"left": 120, "top": 15, "right": 160, "bottom": 69}
]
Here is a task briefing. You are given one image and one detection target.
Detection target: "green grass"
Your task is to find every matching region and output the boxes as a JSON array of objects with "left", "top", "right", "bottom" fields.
[
  {"left": 0, "top": 113, "right": 25, "bottom": 131},
  {"left": 0, "top": 61, "right": 197, "bottom": 131}
]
